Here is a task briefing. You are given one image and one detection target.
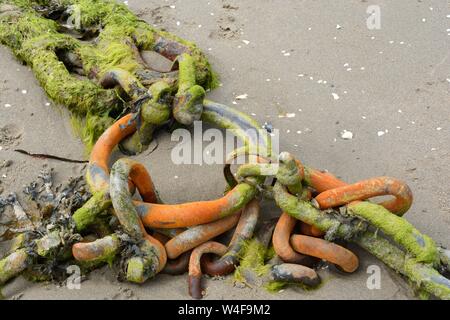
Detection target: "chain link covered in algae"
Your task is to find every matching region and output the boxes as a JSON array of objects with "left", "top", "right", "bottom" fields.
[
  {"left": 0, "top": 0, "right": 216, "bottom": 150},
  {"left": 0, "top": 0, "right": 449, "bottom": 300}
]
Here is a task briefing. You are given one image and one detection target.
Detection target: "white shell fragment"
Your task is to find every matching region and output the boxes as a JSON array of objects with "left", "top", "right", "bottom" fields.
[
  {"left": 340, "top": 130, "right": 353, "bottom": 140},
  {"left": 235, "top": 94, "right": 248, "bottom": 100}
]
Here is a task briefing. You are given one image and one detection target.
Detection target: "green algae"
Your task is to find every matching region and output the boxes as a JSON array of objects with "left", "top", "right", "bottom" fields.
[
  {"left": 348, "top": 202, "right": 439, "bottom": 265},
  {"left": 233, "top": 238, "right": 271, "bottom": 284},
  {"left": 0, "top": 0, "right": 215, "bottom": 150},
  {"left": 0, "top": 249, "right": 29, "bottom": 285},
  {"left": 72, "top": 191, "right": 111, "bottom": 232}
]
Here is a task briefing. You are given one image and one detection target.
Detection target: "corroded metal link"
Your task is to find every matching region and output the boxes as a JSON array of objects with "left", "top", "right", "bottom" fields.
[
  {"left": 188, "top": 241, "right": 227, "bottom": 299},
  {"left": 274, "top": 181, "right": 366, "bottom": 240},
  {"left": 163, "top": 251, "right": 191, "bottom": 275},
  {"left": 272, "top": 189, "right": 318, "bottom": 266},
  {"left": 347, "top": 201, "right": 438, "bottom": 265},
  {"left": 151, "top": 232, "right": 191, "bottom": 275},
  {"left": 202, "top": 100, "right": 272, "bottom": 156},
  {"left": 172, "top": 53, "right": 206, "bottom": 125},
  {"left": 300, "top": 222, "right": 325, "bottom": 237},
  {"left": 0, "top": 249, "right": 29, "bottom": 285},
  {"left": 270, "top": 263, "right": 320, "bottom": 288},
  {"left": 165, "top": 213, "right": 240, "bottom": 260},
  {"left": 110, "top": 158, "right": 158, "bottom": 236},
  {"left": 356, "top": 232, "right": 450, "bottom": 299},
  {"left": 223, "top": 151, "right": 271, "bottom": 189},
  {"left": 273, "top": 213, "right": 317, "bottom": 266},
  {"left": 276, "top": 152, "right": 304, "bottom": 196},
  {"left": 87, "top": 113, "right": 137, "bottom": 193},
  {"left": 315, "top": 176, "right": 413, "bottom": 216},
  {"left": 133, "top": 182, "right": 256, "bottom": 229},
  {"left": 274, "top": 180, "right": 449, "bottom": 298},
  {"left": 72, "top": 235, "right": 121, "bottom": 266},
  {"left": 71, "top": 113, "right": 137, "bottom": 231},
  {"left": 100, "top": 68, "right": 148, "bottom": 101},
  {"left": 202, "top": 199, "right": 260, "bottom": 276},
  {"left": 1, "top": 0, "right": 448, "bottom": 301},
  {"left": 74, "top": 96, "right": 268, "bottom": 231},
  {"left": 109, "top": 158, "right": 167, "bottom": 279},
  {"left": 303, "top": 167, "right": 347, "bottom": 193},
  {"left": 290, "top": 235, "right": 359, "bottom": 273}
]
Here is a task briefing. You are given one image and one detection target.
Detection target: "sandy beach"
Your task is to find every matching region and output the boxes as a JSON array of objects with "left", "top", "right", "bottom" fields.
[{"left": 0, "top": 0, "right": 449, "bottom": 300}]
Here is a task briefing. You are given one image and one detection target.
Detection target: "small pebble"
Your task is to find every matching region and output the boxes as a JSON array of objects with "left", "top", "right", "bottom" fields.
[{"left": 331, "top": 93, "right": 340, "bottom": 100}]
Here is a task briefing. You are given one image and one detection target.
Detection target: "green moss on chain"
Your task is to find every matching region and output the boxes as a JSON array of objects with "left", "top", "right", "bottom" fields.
[
  {"left": 72, "top": 191, "right": 111, "bottom": 231},
  {"left": 233, "top": 238, "right": 271, "bottom": 284},
  {"left": 0, "top": 0, "right": 215, "bottom": 149},
  {"left": 403, "top": 258, "right": 450, "bottom": 300},
  {"left": 78, "top": 234, "right": 121, "bottom": 269},
  {"left": 71, "top": 112, "right": 115, "bottom": 152},
  {"left": 348, "top": 202, "right": 439, "bottom": 265},
  {"left": 273, "top": 182, "right": 359, "bottom": 239},
  {"left": 0, "top": 249, "right": 29, "bottom": 285}
]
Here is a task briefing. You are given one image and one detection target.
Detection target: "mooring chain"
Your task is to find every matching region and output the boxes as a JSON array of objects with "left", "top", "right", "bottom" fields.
[{"left": 0, "top": 0, "right": 449, "bottom": 300}]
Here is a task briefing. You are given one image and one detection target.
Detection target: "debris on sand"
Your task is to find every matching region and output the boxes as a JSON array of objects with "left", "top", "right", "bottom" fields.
[
  {"left": 0, "top": 124, "right": 22, "bottom": 149},
  {"left": 340, "top": 130, "right": 354, "bottom": 140}
]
